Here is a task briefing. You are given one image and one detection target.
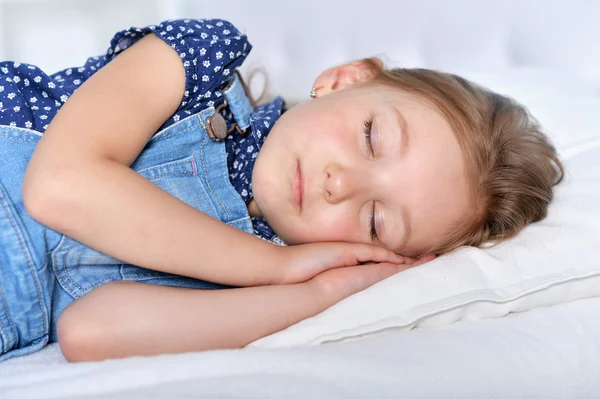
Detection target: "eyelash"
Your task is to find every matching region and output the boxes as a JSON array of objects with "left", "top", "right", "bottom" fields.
[
  {"left": 363, "top": 118, "right": 378, "bottom": 241},
  {"left": 369, "top": 201, "right": 378, "bottom": 241},
  {"left": 363, "top": 119, "right": 374, "bottom": 156}
]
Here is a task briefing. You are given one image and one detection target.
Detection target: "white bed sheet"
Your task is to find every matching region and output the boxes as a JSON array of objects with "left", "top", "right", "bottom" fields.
[
  {"left": 1, "top": 296, "right": 599, "bottom": 398},
  {"left": 1, "top": 68, "right": 598, "bottom": 398}
]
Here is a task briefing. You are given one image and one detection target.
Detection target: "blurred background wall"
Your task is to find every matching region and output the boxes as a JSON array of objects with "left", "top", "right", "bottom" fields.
[{"left": 1, "top": 0, "right": 599, "bottom": 101}]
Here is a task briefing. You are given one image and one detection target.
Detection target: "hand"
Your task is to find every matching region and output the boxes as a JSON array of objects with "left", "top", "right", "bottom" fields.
[
  {"left": 274, "top": 242, "right": 407, "bottom": 285},
  {"left": 309, "top": 254, "right": 437, "bottom": 305}
]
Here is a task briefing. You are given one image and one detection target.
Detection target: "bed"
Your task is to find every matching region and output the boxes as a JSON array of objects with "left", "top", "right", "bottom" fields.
[{"left": 1, "top": 1, "right": 600, "bottom": 398}]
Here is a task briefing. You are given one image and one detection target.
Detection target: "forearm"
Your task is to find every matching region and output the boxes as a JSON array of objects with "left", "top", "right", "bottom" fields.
[
  {"left": 58, "top": 280, "right": 327, "bottom": 362},
  {"left": 24, "top": 158, "right": 279, "bottom": 285}
]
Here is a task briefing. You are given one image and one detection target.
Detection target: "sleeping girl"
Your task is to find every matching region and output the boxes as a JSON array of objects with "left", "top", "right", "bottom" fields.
[{"left": 0, "top": 18, "right": 563, "bottom": 362}]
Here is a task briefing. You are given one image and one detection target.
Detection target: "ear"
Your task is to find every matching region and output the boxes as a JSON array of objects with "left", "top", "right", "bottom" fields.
[
  {"left": 312, "top": 57, "right": 383, "bottom": 98},
  {"left": 403, "top": 253, "right": 437, "bottom": 267}
]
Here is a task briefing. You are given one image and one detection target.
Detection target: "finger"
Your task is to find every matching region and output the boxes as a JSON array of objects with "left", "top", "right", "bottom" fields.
[
  {"left": 352, "top": 244, "right": 405, "bottom": 265},
  {"left": 403, "top": 256, "right": 417, "bottom": 264}
]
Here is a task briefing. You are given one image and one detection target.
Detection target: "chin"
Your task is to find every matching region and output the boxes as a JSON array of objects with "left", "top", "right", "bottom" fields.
[
  {"left": 257, "top": 210, "right": 302, "bottom": 245},
  {"left": 271, "top": 223, "right": 311, "bottom": 245},
  {"left": 259, "top": 211, "right": 291, "bottom": 242}
]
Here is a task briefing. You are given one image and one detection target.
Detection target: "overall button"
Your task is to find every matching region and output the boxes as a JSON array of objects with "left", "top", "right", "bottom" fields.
[
  {"left": 205, "top": 99, "right": 247, "bottom": 142},
  {"left": 206, "top": 112, "right": 229, "bottom": 141}
]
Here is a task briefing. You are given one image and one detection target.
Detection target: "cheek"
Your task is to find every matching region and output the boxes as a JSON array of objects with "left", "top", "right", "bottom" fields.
[
  {"left": 274, "top": 104, "right": 358, "bottom": 160},
  {"left": 300, "top": 107, "right": 353, "bottom": 145},
  {"left": 317, "top": 119, "right": 353, "bottom": 147},
  {"left": 295, "top": 212, "right": 358, "bottom": 243}
]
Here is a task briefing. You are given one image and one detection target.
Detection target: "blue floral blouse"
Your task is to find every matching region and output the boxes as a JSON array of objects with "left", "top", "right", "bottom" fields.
[{"left": 0, "top": 18, "right": 285, "bottom": 243}]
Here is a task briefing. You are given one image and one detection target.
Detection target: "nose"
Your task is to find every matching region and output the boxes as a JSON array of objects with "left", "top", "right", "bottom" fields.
[{"left": 323, "top": 163, "right": 367, "bottom": 204}]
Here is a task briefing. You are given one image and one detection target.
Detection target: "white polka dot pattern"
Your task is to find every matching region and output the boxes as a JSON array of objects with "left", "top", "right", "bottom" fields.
[{"left": 0, "top": 19, "right": 251, "bottom": 133}]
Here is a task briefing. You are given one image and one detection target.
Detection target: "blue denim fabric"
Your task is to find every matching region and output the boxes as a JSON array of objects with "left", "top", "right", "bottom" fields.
[{"left": 0, "top": 74, "right": 255, "bottom": 360}]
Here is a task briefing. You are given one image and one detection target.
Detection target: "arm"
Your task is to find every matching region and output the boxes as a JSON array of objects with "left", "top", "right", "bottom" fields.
[
  {"left": 58, "top": 261, "right": 409, "bottom": 362},
  {"left": 21, "top": 34, "right": 281, "bottom": 286},
  {"left": 22, "top": 34, "right": 402, "bottom": 286}
]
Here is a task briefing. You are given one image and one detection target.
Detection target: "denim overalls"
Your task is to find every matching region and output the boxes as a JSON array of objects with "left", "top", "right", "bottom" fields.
[{"left": 0, "top": 72, "right": 256, "bottom": 360}]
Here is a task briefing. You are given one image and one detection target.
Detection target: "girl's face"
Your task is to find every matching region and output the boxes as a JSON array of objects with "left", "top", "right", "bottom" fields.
[{"left": 251, "top": 83, "right": 471, "bottom": 257}]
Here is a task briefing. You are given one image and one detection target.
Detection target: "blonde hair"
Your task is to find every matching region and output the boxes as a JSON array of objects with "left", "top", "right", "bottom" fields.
[{"left": 364, "top": 60, "right": 564, "bottom": 255}]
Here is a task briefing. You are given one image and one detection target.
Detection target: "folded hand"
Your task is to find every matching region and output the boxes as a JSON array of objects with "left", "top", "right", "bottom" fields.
[{"left": 274, "top": 242, "right": 408, "bottom": 284}]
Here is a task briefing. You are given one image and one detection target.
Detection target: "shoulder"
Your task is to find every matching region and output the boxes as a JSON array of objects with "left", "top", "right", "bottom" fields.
[
  {"left": 106, "top": 18, "right": 253, "bottom": 89},
  {"left": 155, "top": 18, "right": 246, "bottom": 40},
  {"left": 105, "top": 18, "right": 253, "bottom": 121},
  {"left": 108, "top": 18, "right": 251, "bottom": 59}
]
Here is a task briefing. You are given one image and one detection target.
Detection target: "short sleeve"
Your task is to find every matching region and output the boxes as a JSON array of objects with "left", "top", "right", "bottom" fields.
[{"left": 105, "top": 18, "right": 252, "bottom": 114}]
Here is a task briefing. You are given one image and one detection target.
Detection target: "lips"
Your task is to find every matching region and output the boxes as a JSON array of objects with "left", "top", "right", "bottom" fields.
[{"left": 294, "top": 159, "right": 303, "bottom": 211}]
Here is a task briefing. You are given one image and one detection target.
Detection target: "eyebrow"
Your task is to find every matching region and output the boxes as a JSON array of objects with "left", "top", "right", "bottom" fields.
[
  {"left": 397, "top": 204, "right": 412, "bottom": 254},
  {"left": 394, "top": 107, "right": 410, "bottom": 156}
]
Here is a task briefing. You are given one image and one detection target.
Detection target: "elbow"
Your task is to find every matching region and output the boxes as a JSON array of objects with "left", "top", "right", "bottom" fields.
[
  {"left": 57, "top": 302, "right": 107, "bottom": 363},
  {"left": 22, "top": 180, "right": 57, "bottom": 227},
  {"left": 22, "top": 166, "right": 77, "bottom": 229},
  {"left": 57, "top": 312, "right": 91, "bottom": 363},
  {"left": 57, "top": 282, "right": 132, "bottom": 362}
]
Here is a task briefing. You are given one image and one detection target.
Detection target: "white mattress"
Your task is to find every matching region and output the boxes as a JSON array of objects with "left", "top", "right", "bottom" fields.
[{"left": 1, "top": 295, "right": 600, "bottom": 398}]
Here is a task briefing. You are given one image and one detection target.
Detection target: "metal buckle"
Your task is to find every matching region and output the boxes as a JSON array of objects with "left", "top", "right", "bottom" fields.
[{"left": 205, "top": 98, "right": 247, "bottom": 141}]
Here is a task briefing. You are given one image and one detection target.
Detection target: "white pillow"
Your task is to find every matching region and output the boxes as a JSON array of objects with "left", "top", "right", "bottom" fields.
[{"left": 249, "top": 69, "right": 600, "bottom": 348}]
